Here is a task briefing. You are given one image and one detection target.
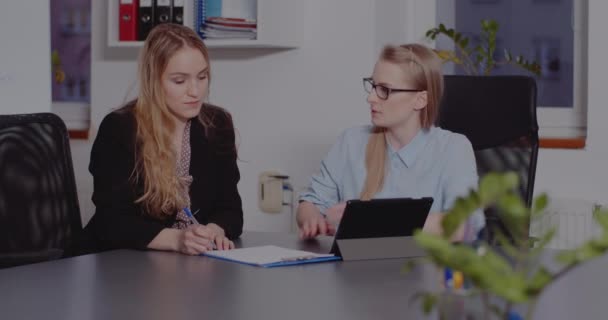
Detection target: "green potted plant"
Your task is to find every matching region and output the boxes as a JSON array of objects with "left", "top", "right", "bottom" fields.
[
  {"left": 409, "top": 172, "right": 608, "bottom": 319},
  {"left": 426, "top": 19, "right": 541, "bottom": 76}
]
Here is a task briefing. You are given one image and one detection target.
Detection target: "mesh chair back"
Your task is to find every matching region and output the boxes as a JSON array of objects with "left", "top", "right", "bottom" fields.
[
  {"left": 438, "top": 75, "right": 539, "bottom": 240},
  {"left": 0, "top": 113, "right": 82, "bottom": 268}
]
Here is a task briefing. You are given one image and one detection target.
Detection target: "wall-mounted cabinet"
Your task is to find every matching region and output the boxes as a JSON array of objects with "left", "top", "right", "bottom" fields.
[{"left": 107, "top": 0, "right": 303, "bottom": 49}]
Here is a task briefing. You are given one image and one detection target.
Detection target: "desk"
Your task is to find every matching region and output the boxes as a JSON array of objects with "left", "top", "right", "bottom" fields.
[{"left": 0, "top": 232, "right": 606, "bottom": 319}]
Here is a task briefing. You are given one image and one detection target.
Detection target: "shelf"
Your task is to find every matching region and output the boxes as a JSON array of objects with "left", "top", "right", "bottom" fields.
[
  {"left": 107, "top": 0, "right": 302, "bottom": 49},
  {"left": 107, "top": 39, "right": 297, "bottom": 49}
]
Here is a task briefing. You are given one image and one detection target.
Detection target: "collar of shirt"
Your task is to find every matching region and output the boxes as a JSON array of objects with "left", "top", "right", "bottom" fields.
[{"left": 386, "top": 127, "right": 433, "bottom": 168}]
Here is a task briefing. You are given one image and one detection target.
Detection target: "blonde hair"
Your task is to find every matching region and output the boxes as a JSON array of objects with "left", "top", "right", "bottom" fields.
[
  {"left": 359, "top": 43, "right": 444, "bottom": 200},
  {"left": 133, "top": 23, "right": 212, "bottom": 218}
]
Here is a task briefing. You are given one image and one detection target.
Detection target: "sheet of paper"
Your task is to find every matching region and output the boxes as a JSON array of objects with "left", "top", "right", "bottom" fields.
[{"left": 204, "top": 245, "right": 336, "bottom": 266}]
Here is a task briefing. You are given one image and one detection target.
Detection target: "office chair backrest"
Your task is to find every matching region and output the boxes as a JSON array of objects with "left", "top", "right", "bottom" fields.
[
  {"left": 438, "top": 75, "right": 539, "bottom": 239},
  {"left": 0, "top": 113, "right": 82, "bottom": 268}
]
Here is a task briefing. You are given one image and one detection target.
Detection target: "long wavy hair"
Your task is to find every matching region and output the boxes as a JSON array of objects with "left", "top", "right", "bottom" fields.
[
  {"left": 359, "top": 43, "right": 444, "bottom": 200},
  {"left": 132, "top": 23, "right": 213, "bottom": 218}
]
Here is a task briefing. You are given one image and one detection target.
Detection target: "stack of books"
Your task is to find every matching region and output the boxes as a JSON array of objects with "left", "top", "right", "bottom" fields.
[{"left": 200, "top": 17, "right": 257, "bottom": 39}]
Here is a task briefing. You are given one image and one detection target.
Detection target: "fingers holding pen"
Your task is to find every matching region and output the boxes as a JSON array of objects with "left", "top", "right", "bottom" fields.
[{"left": 183, "top": 225, "right": 215, "bottom": 251}]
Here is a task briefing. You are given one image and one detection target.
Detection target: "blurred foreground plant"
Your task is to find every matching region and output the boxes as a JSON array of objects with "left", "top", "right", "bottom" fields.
[{"left": 410, "top": 172, "right": 608, "bottom": 319}]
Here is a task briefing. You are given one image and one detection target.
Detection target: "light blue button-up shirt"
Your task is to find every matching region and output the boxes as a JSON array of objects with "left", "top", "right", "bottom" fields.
[{"left": 299, "top": 125, "right": 485, "bottom": 237}]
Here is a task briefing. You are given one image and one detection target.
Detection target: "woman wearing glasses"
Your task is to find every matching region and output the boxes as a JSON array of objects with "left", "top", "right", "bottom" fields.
[
  {"left": 83, "top": 24, "right": 242, "bottom": 255},
  {"left": 296, "top": 43, "right": 484, "bottom": 241}
]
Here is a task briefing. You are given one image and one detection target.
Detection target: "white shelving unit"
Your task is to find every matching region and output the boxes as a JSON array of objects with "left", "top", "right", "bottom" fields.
[{"left": 107, "top": 0, "right": 302, "bottom": 49}]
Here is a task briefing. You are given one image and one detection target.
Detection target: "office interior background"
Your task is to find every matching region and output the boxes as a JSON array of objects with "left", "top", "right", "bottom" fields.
[{"left": 1, "top": 0, "right": 607, "bottom": 246}]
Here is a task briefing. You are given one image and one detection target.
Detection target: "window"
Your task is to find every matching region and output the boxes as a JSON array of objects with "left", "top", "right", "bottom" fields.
[
  {"left": 383, "top": 0, "right": 588, "bottom": 142},
  {"left": 432, "top": 0, "right": 588, "bottom": 140}
]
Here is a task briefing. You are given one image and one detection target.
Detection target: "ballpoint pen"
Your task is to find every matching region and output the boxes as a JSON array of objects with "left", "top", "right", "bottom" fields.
[
  {"left": 444, "top": 267, "right": 453, "bottom": 290},
  {"left": 183, "top": 207, "right": 199, "bottom": 224},
  {"left": 183, "top": 207, "right": 217, "bottom": 250}
]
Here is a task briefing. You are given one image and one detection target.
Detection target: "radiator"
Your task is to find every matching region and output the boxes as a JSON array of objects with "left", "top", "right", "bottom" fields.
[{"left": 529, "top": 197, "right": 603, "bottom": 250}]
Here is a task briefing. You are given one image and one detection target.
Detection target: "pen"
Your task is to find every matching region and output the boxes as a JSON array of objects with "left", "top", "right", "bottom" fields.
[
  {"left": 183, "top": 207, "right": 199, "bottom": 224},
  {"left": 183, "top": 207, "right": 217, "bottom": 250},
  {"left": 444, "top": 267, "right": 453, "bottom": 290}
]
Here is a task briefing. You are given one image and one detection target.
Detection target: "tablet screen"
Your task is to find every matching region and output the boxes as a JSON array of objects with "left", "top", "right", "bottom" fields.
[{"left": 334, "top": 197, "right": 434, "bottom": 240}]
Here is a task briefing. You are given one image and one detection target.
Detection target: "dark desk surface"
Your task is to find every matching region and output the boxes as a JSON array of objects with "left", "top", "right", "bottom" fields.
[{"left": 0, "top": 231, "right": 606, "bottom": 320}]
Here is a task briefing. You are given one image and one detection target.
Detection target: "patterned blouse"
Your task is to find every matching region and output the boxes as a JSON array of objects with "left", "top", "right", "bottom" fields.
[{"left": 172, "top": 120, "right": 194, "bottom": 229}]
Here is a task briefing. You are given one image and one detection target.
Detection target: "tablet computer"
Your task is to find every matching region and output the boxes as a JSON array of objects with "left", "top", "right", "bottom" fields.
[{"left": 330, "top": 197, "right": 433, "bottom": 260}]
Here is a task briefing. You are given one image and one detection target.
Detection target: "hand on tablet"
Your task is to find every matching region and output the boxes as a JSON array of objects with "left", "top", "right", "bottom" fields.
[
  {"left": 325, "top": 202, "right": 347, "bottom": 226},
  {"left": 298, "top": 211, "right": 336, "bottom": 239}
]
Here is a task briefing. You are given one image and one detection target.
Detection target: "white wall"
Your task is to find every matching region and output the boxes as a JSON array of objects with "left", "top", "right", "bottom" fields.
[
  {"left": 0, "top": 1, "right": 51, "bottom": 114},
  {"left": 72, "top": 0, "right": 608, "bottom": 232},
  {"left": 75, "top": 0, "right": 374, "bottom": 230},
  {"left": 534, "top": 0, "right": 608, "bottom": 203}
]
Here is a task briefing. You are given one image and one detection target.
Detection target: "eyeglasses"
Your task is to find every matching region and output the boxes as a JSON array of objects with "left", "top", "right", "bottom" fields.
[{"left": 363, "top": 77, "right": 423, "bottom": 100}]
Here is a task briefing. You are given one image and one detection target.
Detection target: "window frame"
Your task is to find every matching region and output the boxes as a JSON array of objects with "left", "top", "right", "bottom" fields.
[{"left": 399, "top": 0, "right": 588, "bottom": 140}]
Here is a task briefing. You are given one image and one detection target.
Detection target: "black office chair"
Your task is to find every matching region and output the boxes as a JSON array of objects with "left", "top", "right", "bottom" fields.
[
  {"left": 0, "top": 113, "right": 83, "bottom": 268},
  {"left": 437, "top": 75, "right": 539, "bottom": 242}
]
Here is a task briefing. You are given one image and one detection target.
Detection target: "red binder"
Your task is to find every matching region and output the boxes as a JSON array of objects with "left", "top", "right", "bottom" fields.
[{"left": 119, "top": 0, "right": 138, "bottom": 41}]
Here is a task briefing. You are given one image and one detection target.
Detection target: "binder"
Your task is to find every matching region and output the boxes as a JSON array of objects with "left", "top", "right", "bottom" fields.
[
  {"left": 206, "top": 0, "right": 222, "bottom": 18},
  {"left": 119, "top": 0, "right": 138, "bottom": 41},
  {"left": 155, "top": 0, "right": 172, "bottom": 25},
  {"left": 138, "top": 0, "right": 155, "bottom": 41},
  {"left": 171, "top": 0, "right": 184, "bottom": 25},
  {"left": 195, "top": 0, "right": 207, "bottom": 38},
  {"left": 203, "top": 245, "right": 340, "bottom": 268}
]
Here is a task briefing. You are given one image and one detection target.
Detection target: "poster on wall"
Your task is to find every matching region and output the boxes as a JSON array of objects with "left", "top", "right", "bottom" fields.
[{"left": 50, "top": 0, "right": 91, "bottom": 104}]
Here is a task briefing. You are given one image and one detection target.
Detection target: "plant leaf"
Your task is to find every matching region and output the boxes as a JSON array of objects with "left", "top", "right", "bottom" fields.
[
  {"left": 556, "top": 240, "right": 607, "bottom": 267},
  {"left": 529, "top": 228, "right": 556, "bottom": 257},
  {"left": 413, "top": 232, "right": 529, "bottom": 303},
  {"left": 556, "top": 250, "right": 578, "bottom": 266},
  {"left": 459, "top": 37, "right": 469, "bottom": 49},
  {"left": 478, "top": 172, "right": 519, "bottom": 206},
  {"left": 422, "top": 294, "right": 437, "bottom": 314},
  {"left": 401, "top": 259, "right": 418, "bottom": 274},
  {"left": 492, "top": 228, "right": 520, "bottom": 257},
  {"left": 593, "top": 208, "right": 608, "bottom": 230},
  {"left": 441, "top": 189, "right": 479, "bottom": 238},
  {"left": 424, "top": 19, "right": 540, "bottom": 76},
  {"left": 526, "top": 267, "right": 553, "bottom": 296},
  {"left": 533, "top": 194, "right": 549, "bottom": 216},
  {"left": 498, "top": 193, "right": 528, "bottom": 219},
  {"left": 410, "top": 292, "right": 438, "bottom": 314}
]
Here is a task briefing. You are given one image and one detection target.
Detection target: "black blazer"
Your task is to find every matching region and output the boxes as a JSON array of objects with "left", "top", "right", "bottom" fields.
[{"left": 83, "top": 103, "right": 243, "bottom": 252}]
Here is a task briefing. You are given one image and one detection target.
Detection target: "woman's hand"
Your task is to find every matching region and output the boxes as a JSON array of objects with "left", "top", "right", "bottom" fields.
[
  {"left": 298, "top": 210, "right": 336, "bottom": 239},
  {"left": 206, "top": 223, "right": 225, "bottom": 237},
  {"left": 149, "top": 225, "right": 234, "bottom": 254},
  {"left": 206, "top": 223, "right": 235, "bottom": 250},
  {"left": 325, "top": 202, "right": 347, "bottom": 226},
  {"left": 175, "top": 224, "right": 216, "bottom": 255}
]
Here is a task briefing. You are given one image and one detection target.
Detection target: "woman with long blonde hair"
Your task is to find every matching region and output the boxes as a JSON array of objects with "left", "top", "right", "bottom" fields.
[
  {"left": 297, "top": 43, "right": 484, "bottom": 241},
  {"left": 83, "top": 24, "right": 242, "bottom": 255}
]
